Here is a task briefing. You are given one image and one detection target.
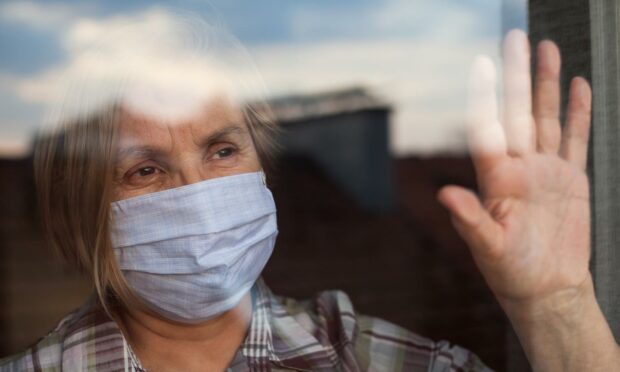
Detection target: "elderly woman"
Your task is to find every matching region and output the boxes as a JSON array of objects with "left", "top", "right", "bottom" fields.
[{"left": 1, "top": 11, "right": 619, "bottom": 371}]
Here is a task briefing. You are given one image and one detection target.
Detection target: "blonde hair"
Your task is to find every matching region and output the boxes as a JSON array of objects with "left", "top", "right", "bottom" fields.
[{"left": 34, "top": 105, "right": 132, "bottom": 322}]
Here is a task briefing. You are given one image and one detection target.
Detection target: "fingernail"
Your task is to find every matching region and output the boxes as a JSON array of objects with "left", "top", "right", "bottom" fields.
[
  {"left": 572, "top": 78, "right": 588, "bottom": 101},
  {"left": 504, "top": 29, "right": 530, "bottom": 63},
  {"left": 537, "top": 40, "right": 560, "bottom": 74}
]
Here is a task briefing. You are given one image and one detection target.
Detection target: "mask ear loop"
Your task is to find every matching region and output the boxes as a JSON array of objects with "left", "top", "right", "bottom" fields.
[{"left": 260, "top": 171, "right": 267, "bottom": 185}]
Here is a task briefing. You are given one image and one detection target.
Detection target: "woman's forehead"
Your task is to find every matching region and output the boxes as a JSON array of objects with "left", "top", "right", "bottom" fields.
[{"left": 118, "top": 96, "right": 246, "bottom": 141}]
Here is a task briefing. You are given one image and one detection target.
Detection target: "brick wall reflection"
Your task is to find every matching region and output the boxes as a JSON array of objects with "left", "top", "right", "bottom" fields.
[
  {"left": 264, "top": 155, "right": 507, "bottom": 369},
  {"left": 0, "top": 155, "right": 507, "bottom": 369},
  {"left": 0, "top": 158, "right": 93, "bottom": 355}
]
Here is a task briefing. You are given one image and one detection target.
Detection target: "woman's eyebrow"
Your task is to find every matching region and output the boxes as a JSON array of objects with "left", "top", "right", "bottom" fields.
[
  {"left": 200, "top": 125, "right": 248, "bottom": 146},
  {"left": 116, "top": 146, "right": 167, "bottom": 163},
  {"left": 115, "top": 125, "right": 248, "bottom": 163}
]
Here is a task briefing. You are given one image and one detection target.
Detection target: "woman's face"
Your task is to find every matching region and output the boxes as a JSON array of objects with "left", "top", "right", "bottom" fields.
[{"left": 112, "top": 97, "right": 261, "bottom": 201}]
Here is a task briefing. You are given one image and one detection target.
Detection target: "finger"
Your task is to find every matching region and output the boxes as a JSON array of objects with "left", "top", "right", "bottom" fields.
[
  {"left": 534, "top": 40, "right": 562, "bottom": 154},
  {"left": 437, "top": 185, "right": 503, "bottom": 260},
  {"left": 560, "top": 77, "right": 592, "bottom": 170},
  {"left": 467, "top": 55, "right": 507, "bottom": 174},
  {"left": 503, "top": 29, "right": 535, "bottom": 156}
]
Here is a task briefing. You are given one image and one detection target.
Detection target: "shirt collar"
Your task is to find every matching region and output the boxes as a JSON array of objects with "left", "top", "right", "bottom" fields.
[
  {"left": 242, "top": 279, "right": 342, "bottom": 371},
  {"left": 73, "top": 279, "right": 340, "bottom": 371}
]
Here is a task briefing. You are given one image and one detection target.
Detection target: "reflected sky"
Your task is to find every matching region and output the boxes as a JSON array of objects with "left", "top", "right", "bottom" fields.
[{"left": 0, "top": 0, "right": 526, "bottom": 157}]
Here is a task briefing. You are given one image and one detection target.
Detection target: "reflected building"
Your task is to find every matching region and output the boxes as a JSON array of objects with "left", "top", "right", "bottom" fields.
[{"left": 269, "top": 87, "right": 393, "bottom": 212}]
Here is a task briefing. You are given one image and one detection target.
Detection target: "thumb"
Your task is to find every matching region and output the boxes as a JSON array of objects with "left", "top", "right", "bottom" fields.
[{"left": 437, "top": 185, "right": 503, "bottom": 260}]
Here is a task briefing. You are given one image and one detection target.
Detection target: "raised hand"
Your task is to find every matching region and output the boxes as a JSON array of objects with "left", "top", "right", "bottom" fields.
[
  {"left": 438, "top": 30, "right": 592, "bottom": 308},
  {"left": 437, "top": 29, "right": 620, "bottom": 371}
]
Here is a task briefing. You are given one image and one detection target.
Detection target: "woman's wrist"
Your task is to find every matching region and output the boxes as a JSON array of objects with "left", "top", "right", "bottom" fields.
[
  {"left": 498, "top": 275, "right": 620, "bottom": 371},
  {"left": 498, "top": 274, "right": 596, "bottom": 326}
]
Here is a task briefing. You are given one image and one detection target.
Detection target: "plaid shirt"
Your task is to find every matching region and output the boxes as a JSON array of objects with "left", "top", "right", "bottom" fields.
[{"left": 0, "top": 279, "right": 491, "bottom": 371}]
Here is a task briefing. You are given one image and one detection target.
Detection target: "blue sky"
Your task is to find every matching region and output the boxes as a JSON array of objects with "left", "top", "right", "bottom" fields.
[{"left": 0, "top": 0, "right": 526, "bottom": 156}]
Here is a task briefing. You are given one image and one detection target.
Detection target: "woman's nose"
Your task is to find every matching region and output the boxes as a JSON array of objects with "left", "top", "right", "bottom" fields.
[{"left": 177, "top": 160, "right": 208, "bottom": 186}]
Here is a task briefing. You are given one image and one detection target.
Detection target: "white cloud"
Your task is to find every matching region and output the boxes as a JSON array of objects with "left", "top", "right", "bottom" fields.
[
  {"left": 261, "top": 0, "right": 504, "bottom": 155},
  {"left": 291, "top": 0, "right": 499, "bottom": 43},
  {"left": 9, "top": 8, "right": 265, "bottom": 126},
  {"left": 250, "top": 36, "right": 499, "bottom": 155},
  {"left": 0, "top": 1, "right": 509, "bottom": 156},
  {"left": 0, "top": 1, "right": 81, "bottom": 30}
]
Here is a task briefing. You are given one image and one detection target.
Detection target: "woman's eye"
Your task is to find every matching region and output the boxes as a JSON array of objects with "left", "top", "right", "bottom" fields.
[
  {"left": 125, "top": 165, "right": 162, "bottom": 183},
  {"left": 136, "top": 167, "right": 157, "bottom": 177},
  {"left": 213, "top": 147, "right": 236, "bottom": 159}
]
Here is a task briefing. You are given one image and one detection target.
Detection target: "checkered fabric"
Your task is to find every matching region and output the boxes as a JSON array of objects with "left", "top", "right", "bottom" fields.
[{"left": 0, "top": 279, "right": 491, "bottom": 371}]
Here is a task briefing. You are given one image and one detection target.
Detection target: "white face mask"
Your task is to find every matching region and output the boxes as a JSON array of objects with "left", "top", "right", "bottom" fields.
[{"left": 110, "top": 171, "right": 277, "bottom": 324}]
